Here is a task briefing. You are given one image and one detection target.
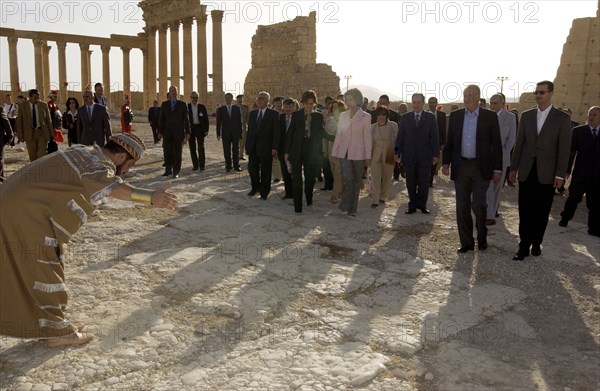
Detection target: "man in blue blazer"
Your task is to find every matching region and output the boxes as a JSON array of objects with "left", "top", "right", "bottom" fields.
[
  {"left": 395, "top": 93, "right": 439, "bottom": 214},
  {"left": 216, "top": 93, "right": 242, "bottom": 172},
  {"left": 245, "top": 92, "right": 280, "bottom": 199}
]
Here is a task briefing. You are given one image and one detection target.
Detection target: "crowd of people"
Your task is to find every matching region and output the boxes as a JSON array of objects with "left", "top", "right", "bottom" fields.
[{"left": 1, "top": 82, "right": 598, "bottom": 347}]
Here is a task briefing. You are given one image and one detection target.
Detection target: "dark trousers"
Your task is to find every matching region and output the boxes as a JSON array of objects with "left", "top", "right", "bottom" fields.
[
  {"left": 518, "top": 161, "right": 555, "bottom": 251},
  {"left": 292, "top": 151, "right": 318, "bottom": 213},
  {"left": 322, "top": 157, "right": 334, "bottom": 190},
  {"left": 163, "top": 137, "right": 183, "bottom": 174},
  {"left": 406, "top": 162, "right": 431, "bottom": 210},
  {"left": 395, "top": 163, "right": 403, "bottom": 180},
  {"left": 150, "top": 124, "right": 160, "bottom": 144},
  {"left": 278, "top": 153, "right": 293, "bottom": 197},
  {"left": 248, "top": 154, "right": 273, "bottom": 197},
  {"left": 454, "top": 159, "right": 490, "bottom": 247},
  {"left": 222, "top": 134, "right": 240, "bottom": 170},
  {"left": 561, "top": 178, "right": 599, "bottom": 234},
  {"left": 0, "top": 142, "right": 5, "bottom": 181},
  {"left": 189, "top": 125, "right": 206, "bottom": 170}
]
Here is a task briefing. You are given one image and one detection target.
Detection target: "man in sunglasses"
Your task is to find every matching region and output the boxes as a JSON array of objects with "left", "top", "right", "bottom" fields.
[{"left": 509, "top": 80, "right": 572, "bottom": 261}]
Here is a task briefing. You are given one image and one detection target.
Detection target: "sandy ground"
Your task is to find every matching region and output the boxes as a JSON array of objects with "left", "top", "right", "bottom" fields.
[{"left": 1, "top": 118, "right": 598, "bottom": 391}]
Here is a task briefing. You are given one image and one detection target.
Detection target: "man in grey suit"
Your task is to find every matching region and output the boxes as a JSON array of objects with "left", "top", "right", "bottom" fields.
[
  {"left": 442, "top": 85, "right": 503, "bottom": 253},
  {"left": 159, "top": 86, "right": 191, "bottom": 178},
  {"left": 395, "top": 93, "right": 439, "bottom": 214},
  {"left": 485, "top": 93, "right": 516, "bottom": 225},
  {"left": 77, "top": 90, "right": 112, "bottom": 147},
  {"left": 509, "top": 80, "right": 572, "bottom": 261}
]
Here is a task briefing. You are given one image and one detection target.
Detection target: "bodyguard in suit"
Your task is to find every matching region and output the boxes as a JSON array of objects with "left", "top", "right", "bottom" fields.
[
  {"left": 159, "top": 86, "right": 191, "bottom": 178},
  {"left": 442, "top": 85, "right": 503, "bottom": 253},
  {"left": 245, "top": 92, "right": 280, "bottom": 199},
  {"left": 188, "top": 92, "right": 209, "bottom": 171},
  {"left": 278, "top": 98, "right": 296, "bottom": 199},
  {"left": 559, "top": 106, "right": 600, "bottom": 237},
  {"left": 285, "top": 90, "right": 334, "bottom": 214},
  {"left": 509, "top": 81, "right": 572, "bottom": 260},
  {"left": 395, "top": 93, "right": 439, "bottom": 214},
  {"left": 76, "top": 90, "right": 112, "bottom": 148},
  {"left": 485, "top": 94, "right": 516, "bottom": 224},
  {"left": 148, "top": 100, "right": 161, "bottom": 144},
  {"left": 16, "top": 89, "right": 54, "bottom": 162},
  {"left": 427, "top": 96, "right": 447, "bottom": 186},
  {"left": 216, "top": 93, "right": 242, "bottom": 172}
]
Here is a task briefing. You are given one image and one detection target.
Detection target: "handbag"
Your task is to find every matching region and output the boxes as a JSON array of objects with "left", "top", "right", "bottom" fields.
[
  {"left": 385, "top": 145, "right": 395, "bottom": 165},
  {"left": 365, "top": 168, "right": 376, "bottom": 195},
  {"left": 47, "top": 140, "right": 58, "bottom": 154}
]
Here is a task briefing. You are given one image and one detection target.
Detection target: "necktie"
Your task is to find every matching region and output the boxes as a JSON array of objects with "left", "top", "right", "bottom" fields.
[
  {"left": 286, "top": 116, "right": 291, "bottom": 131},
  {"left": 227, "top": 105, "right": 231, "bottom": 116},
  {"left": 415, "top": 113, "right": 420, "bottom": 126},
  {"left": 257, "top": 110, "right": 263, "bottom": 127},
  {"left": 593, "top": 128, "right": 598, "bottom": 141},
  {"left": 32, "top": 103, "right": 37, "bottom": 128},
  {"left": 88, "top": 105, "right": 92, "bottom": 119}
]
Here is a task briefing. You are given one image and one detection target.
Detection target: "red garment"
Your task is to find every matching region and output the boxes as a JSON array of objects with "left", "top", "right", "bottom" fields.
[{"left": 121, "top": 104, "right": 132, "bottom": 134}]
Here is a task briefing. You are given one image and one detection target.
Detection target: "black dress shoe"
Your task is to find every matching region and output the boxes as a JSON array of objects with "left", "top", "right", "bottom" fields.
[
  {"left": 260, "top": 196, "right": 267, "bottom": 200},
  {"left": 420, "top": 208, "right": 430, "bottom": 214},
  {"left": 512, "top": 250, "right": 529, "bottom": 261},
  {"left": 371, "top": 203, "right": 379, "bottom": 208},
  {"left": 234, "top": 167, "right": 242, "bottom": 172},
  {"left": 558, "top": 219, "right": 568, "bottom": 227},
  {"left": 162, "top": 171, "right": 172, "bottom": 176},
  {"left": 240, "top": 156, "right": 246, "bottom": 161},
  {"left": 457, "top": 245, "right": 475, "bottom": 253},
  {"left": 478, "top": 242, "right": 488, "bottom": 251},
  {"left": 226, "top": 168, "right": 231, "bottom": 173},
  {"left": 247, "top": 191, "right": 257, "bottom": 196},
  {"left": 588, "top": 230, "right": 600, "bottom": 237},
  {"left": 405, "top": 209, "right": 416, "bottom": 214},
  {"left": 172, "top": 174, "right": 179, "bottom": 178},
  {"left": 531, "top": 245, "right": 541, "bottom": 256},
  {"left": 281, "top": 195, "right": 292, "bottom": 200},
  {"left": 192, "top": 167, "right": 199, "bottom": 171}
]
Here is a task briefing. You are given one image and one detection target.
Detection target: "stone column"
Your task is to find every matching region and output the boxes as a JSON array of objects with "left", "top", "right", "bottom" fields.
[
  {"left": 33, "top": 39, "right": 45, "bottom": 95},
  {"left": 101, "top": 45, "right": 111, "bottom": 108},
  {"left": 142, "top": 48, "right": 148, "bottom": 109},
  {"left": 182, "top": 18, "right": 194, "bottom": 97},
  {"left": 80, "top": 43, "right": 90, "bottom": 92},
  {"left": 42, "top": 42, "right": 51, "bottom": 97},
  {"left": 87, "top": 50, "right": 93, "bottom": 92},
  {"left": 158, "top": 24, "right": 168, "bottom": 99},
  {"left": 170, "top": 21, "right": 181, "bottom": 94},
  {"left": 57, "top": 41, "right": 67, "bottom": 104},
  {"left": 211, "top": 10, "right": 224, "bottom": 105},
  {"left": 122, "top": 47, "right": 131, "bottom": 98},
  {"left": 7, "top": 37, "right": 20, "bottom": 94},
  {"left": 146, "top": 28, "right": 157, "bottom": 108},
  {"left": 196, "top": 6, "right": 208, "bottom": 103}
]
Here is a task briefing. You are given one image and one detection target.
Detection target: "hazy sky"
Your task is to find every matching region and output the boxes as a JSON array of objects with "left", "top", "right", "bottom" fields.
[{"left": 0, "top": 0, "right": 597, "bottom": 103}]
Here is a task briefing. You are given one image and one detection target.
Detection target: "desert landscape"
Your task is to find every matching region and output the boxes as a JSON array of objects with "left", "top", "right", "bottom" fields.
[{"left": 1, "top": 118, "right": 598, "bottom": 391}]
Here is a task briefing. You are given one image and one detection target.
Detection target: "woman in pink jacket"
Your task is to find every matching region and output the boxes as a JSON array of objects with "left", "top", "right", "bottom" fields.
[{"left": 331, "top": 88, "right": 372, "bottom": 216}]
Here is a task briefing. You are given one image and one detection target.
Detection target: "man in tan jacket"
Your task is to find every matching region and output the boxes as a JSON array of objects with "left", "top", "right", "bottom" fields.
[{"left": 16, "top": 89, "right": 53, "bottom": 162}]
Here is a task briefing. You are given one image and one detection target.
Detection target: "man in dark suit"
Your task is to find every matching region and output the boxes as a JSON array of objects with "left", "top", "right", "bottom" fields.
[
  {"left": 285, "top": 90, "right": 334, "bottom": 214},
  {"left": 245, "top": 92, "right": 280, "bottom": 200},
  {"left": 442, "top": 85, "right": 503, "bottom": 253},
  {"left": 395, "top": 93, "right": 439, "bottom": 214},
  {"left": 509, "top": 81, "right": 572, "bottom": 260},
  {"left": 187, "top": 91, "right": 209, "bottom": 171},
  {"left": 159, "top": 86, "right": 190, "bottom": 178},
  {"left": 558, "top": 106, "right": 600, "bottom": 237},
  {"left": 216, "top": 92, "right": 242, "bottom": 172},
  {"left": 278, "top": 98, "right": 295, "bottom": 199},
  {"left": 148, "top": 100, "right": 161, "bottom": 144},
  {"left": 427, "top": 96, "right": 447, "bottom": 186},
  {"left": 77, "top": 90, "right": 112, "bottom": 147},
  {"left": 0, "top": 105, "right": 13, "bottom": 182}
]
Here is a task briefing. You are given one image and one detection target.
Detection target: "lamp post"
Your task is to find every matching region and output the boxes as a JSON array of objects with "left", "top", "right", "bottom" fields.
[
  {"left": 344, "top": 75, "right": 352, "bottom": 92},
  {"left": 497, "top": 76, "right": 508, "bottom": 94}
]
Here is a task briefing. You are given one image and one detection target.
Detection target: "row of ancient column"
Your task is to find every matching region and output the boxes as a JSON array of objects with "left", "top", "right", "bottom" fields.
[{"left": 3, "top": 8, "right": 224, "bottom": 109}]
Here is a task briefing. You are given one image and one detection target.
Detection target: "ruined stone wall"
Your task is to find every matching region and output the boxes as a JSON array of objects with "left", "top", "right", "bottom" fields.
[
  {"left": 552, "top": 4, "right": 600, "bottom": 124},
  {"left": 244, "top": 12, "right": 340, "bottom": 103}
]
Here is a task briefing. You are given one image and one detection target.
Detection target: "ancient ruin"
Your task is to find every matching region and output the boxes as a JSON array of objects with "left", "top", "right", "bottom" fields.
[
  {"left": 552, "top": 3, "right": 600, "bottom": 124},
  {"left": 0, "top": 0, "right": 222, "bottom": 110},
  {"left": 243, "top": 12, "right": 340, "bottom": 102}
]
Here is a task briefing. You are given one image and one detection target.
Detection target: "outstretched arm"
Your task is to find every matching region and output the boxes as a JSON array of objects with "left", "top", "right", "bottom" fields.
[{"left": 110, "top": 182, "right": 178, "bottom": 210}]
